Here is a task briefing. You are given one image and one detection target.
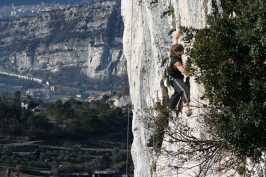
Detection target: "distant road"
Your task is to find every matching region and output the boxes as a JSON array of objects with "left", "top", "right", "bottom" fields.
[
  {"left": 0, "top": 70, "right": 43, "bottom": 84},
  {"left": 0, "top": 70, "right": 52, "bottom": 100}
]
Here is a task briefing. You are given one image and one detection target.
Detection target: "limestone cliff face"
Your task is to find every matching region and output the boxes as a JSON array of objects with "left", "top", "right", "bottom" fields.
[
  {"left": 0, "top": 0, "right": 124, "bottom": 82},
  {"left": 121, "top": 0, "right": 223, "bottom": 176}
]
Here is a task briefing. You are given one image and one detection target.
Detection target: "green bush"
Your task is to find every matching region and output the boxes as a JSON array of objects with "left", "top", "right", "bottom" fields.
[
  {"left": 76, "top": 155, "right": 83, "bottom": 163},
  {"left": 5, "top": 159, "right": 12, "bottom": 164},
  {"left": 3, "top": 148, "right": 13, "bottom": 156},
  {"left": 112, "top": 147, "right": 119, "bottom": 156},
  {"left": 184, "top": 0, "right": 266, "bottom": 160},
  {"left": 112, "top": 151, "right": 126, "bottom": 163}
]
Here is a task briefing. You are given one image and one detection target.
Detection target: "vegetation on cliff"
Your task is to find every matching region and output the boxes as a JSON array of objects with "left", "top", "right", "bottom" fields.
[{"left": 186, "top": 0, "right": 266, "bottom": 160}]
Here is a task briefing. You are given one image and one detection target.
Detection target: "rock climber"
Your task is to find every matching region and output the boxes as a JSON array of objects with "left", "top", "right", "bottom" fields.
[{"left": 167, "top": 29, "right": 192, "bottom": 117}]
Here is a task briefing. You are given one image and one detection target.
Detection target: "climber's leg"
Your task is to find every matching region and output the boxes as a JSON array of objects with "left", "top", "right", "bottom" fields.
[{"left": 168, "top": 91, "right": 180, "bottom": 109}]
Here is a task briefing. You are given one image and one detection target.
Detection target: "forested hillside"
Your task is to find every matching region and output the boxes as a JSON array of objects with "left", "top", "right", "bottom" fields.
[
  {"left": 0, "top": 96, "right": 131, "bottom": 139},
  {"left": 0, "top": 97, "right": 133, "bottom": 176}
]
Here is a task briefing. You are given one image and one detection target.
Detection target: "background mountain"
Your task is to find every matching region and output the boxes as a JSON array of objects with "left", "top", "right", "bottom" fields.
[
  {"left": 0, "top": 0, "right": 100, "bottom": 7},
  {"left": 0, "top": 0, "right": 125, "bottom": 92},
  {"left": 0, "top": 0, "right": 103, "bottom": 20}
]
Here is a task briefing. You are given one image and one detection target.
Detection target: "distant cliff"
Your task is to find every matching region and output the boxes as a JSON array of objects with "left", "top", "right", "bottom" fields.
[
  {"left": 0, "top": 0, "right": 124, "bottom": 90},
  {"left": 0, "top": 0, "right": 100, "bottom": 20}
]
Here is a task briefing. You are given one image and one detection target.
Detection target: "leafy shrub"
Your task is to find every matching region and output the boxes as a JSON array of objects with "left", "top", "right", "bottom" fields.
[{"left": 183, "top": 0, "right": 266, "bottom": 160}]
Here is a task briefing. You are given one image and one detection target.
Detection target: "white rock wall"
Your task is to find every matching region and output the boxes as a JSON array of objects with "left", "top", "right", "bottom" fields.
[{"left": 121, "top": 0, "right": 223, "bottom": 176}]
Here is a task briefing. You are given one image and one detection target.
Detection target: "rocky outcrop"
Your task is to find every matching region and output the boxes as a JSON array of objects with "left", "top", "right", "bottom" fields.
[
  {"left": 0, "top": 0, "right": 124, "bottom": 84},
  {"left": 99, "top": 90, "right": 131, "bottom": 107},
  {"left": 121, "top": 0, "right": 225, "bottom": 177}
]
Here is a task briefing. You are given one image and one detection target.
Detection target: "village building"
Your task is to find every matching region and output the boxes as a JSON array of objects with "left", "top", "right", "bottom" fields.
[
  {"left": 20, "top": 98, "right": 32, "bottom": 110},
  {"left": 50, "top": 85, "right": 60, "bottom": 92}
]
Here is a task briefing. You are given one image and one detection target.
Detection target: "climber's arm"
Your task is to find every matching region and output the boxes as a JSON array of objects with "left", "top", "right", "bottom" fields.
[
  {"left": 173, "top": 29, "right": 181, "bottom": 45},
  {"left": 173, "top": 61, "right": 187, "bottom": 75}
]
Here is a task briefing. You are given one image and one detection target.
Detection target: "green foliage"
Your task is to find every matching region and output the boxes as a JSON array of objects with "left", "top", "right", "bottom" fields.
[
  {"left": 112, "top": 147, "right": 119, "bottom": 156},
  {"left": 147, "top": 102, "right": 170, "bottom": 150},
  {"left": 14, "top": 91, "right": 21, "bottom": 100},
  {"left": 26, "top": 113, "right": 48, "bottom": 130},
  {"left": 120, "top": 143, "right": 126, "bottom": 149},
  {"left": 111, "top": 147, "right": 126, "bottom": 163},
  {"left": 184, "top": 0, "right": 266, "bottom": 160},
  {"left": 3, "top": 148, "right": 13, "bottom": 156},
  {"left": 0, "top": 90, "right": 128, "bottom": 139}
]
